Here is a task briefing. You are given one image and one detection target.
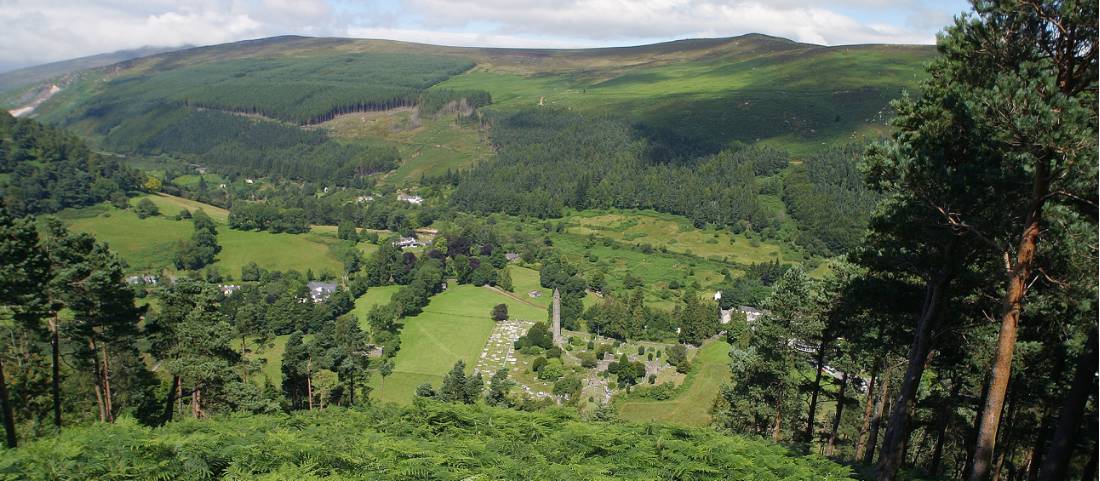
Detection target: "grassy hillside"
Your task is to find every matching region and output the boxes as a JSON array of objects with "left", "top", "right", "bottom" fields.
[
  {"left": 489, "top": 209, "right": 811, "bottom": 309},
  {"left": 319, "top": 107, "right": 491, "bottom": 186},
  {"left": 435, "top": 38, "right": 932, "bottom": 155},
  {"left": 0, "top": 46, "right": 183, "bottom": 94},
  {"left": 27, "top": 34, "right": 932, "bottom": 167},
  {"left": 0, "top": 402, "right": 855, "bottom": 481},
  {"left": 54, "top": 194, "right": 344, "bottom": 275},
  {"left": 617, "top": 339, "right": 731, "bottom": 426},
  {"left": 370, "top": 283, "right": 546, "bottom": 404}
]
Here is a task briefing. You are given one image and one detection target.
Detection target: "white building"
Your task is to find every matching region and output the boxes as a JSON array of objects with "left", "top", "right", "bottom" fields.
[
  {"left": 393, "top": 237, "right": 422, "bottom": 249},
  {"left": 397, "top": 193, "right": 424, "bottom": 205},
  {"left": 307, "top": 281, "right": 338, "bottom": 303}
]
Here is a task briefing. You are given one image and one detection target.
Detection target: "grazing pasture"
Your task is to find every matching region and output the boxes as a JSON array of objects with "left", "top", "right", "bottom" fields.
[
  {"left": 55, "top": 197, "right": 344, "bottom": 275},
  {"left": 369, "top": 283, "right": 545, "bottom": 404}
]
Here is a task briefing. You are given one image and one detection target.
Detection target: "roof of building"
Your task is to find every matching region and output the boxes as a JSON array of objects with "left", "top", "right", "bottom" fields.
[{"left": 307, "top": 281, "right": 338, "bottom": 292}]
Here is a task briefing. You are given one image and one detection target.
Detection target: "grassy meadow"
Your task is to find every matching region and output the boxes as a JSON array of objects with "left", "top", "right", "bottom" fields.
[
  {"left": 369, "top": 282, "right": 546, "bottom": 404},
  {"left": 320, "top": 108, "right": 491, "bottom": 186},
  {"left": 565, "top": 209, "right": 791, "bottom": 263},
  {"left": 617, "top": 339, "right": 731, "bottom": 426},
  {"left": 352, "top": 285, "right": 402, "bottom": 330},
  {"left": 54, "top": 195, "right": 344, "bottom": 276}
]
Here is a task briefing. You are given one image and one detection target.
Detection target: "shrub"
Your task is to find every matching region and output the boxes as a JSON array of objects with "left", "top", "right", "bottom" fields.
[
  {"left": 531, "top": 356, "right": 547, "bottom": 373},
  {"left": 537, "top": 358, "right": 565, "bottom": 381},
  {"left": 134, "top": 198, "right": 160, "bottom": 219},
  {"left": 578, "top": 351, "right": 598, "bottom": 368}
]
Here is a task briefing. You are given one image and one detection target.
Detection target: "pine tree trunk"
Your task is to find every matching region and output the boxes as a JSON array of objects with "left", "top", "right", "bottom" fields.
[
  {"left": 965, "top": 374, "right": 992, "bottom": 480},
  {"left": 1027, "top": 412, "right": 1053, "bottom": 481},
  {"left": 0, "top": 356, "right": 17, "bottom": 448},
  {"left": 88, "top": 338, "right": 106, "bottom": 422},
  {"left": 191, "top": 385, "right": 202, "bottom": 419},
  {"left": 929, "top": 377, "right": 962, "bottom": 476},
  {"left": 49, "top": 317, "right": 61, "bottom": 432},
  {"left": 992, "top": 449, "right": 1007, "bottom": 481},
  {"left": 1038, "top": 330, "right": 1097, "bottom": 481},
  {"left": 971, "top": 160, "right": 1049, "bottom": 481},
  {"left": 1027, "top": 350, "right": 1066, "bottom": 481},
  {"left": 348, "top": 372, "right": 355, "bottom": 406},
  {"left": 240, "top": 336, "right": 249, "bottom": 382},
  {"left": 772, "top": 390, "right": 783, "bottom": 443},
  {"left": 101, "top": 343, "right": 114, "bottom": 422},
  {"left": 865, "top": 364, "right": 893, "bottom": 465},
  {"left": 876, "top": 272, "right": 948, "bottom": 481},
  {"left": 163, "top": 376, "right": 180, "bottom": 424},
  {"left": 805, "top": 336, "right": 830, "bottom": 445},
  {"left": 856, "top": 368, "right": 880, "bottom": 461},
  {"left": 307, "top": 357, "right": 314, "bottom": 411},
  {"left": 826, "top": 371, "right": 848, "bottom": 456},
  {"left": 991, "top": 387, "right": 1020, "bottom": 481}
]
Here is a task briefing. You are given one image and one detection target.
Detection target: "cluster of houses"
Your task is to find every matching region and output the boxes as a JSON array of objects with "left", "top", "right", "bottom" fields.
[
  {"left": 393, "top": 237, "right": 424, "bottom": 249},
  {"left": 126, "top": 274, "right": 338, "bottom": 303},
  {"left": 393, "top": 228, "right": 439, "bottom": 250},
  {"left": 714, "top": 291, "right": 764, "bottom": 325},
  {"left": 125, "top": 274, "right": 160, "bottom": 286},
  {"left": 219, "top": 282, "right": 337, "bottom": 303},
  {"left": 307, "top": 281, "right": 338, "bottom": 303},
  {"left": 397, "top": 193, "right": 423, "bottom": 205}
]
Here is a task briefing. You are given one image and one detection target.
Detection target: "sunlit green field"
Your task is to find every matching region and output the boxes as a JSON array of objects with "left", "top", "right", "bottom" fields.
[
  {"left": 617, "top": 339, "right": 730, "bottom": 426},
  {"left": 502, "top": 265, "right": 550, "bottom": 308},
  {"left": 352, "top": 285, "right": 402, "bottom": 330},
  {"left": 55, "top": 198, "right": 344, "bottom": 276},
  {"left": 368, "top": 282, "right": 546, "bottom": 404},
  {"left": 320, "top": 109, "right": 490, "bottom": 186},
  {"left": 566, "top": 209, "right": 788, "bottom": 263}
]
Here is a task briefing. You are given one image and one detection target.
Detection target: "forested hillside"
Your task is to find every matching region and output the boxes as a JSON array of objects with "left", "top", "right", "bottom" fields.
[
  {"left": 451, "top": 108, "right": 868, "bottom": 255},
  {"left": 0, "top": 111, "right": 141, "bottom": 216}
]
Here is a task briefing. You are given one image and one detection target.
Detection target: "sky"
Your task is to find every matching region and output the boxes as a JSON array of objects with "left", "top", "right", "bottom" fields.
[{"left": 0, "top": 0, "right": 971, "bottom": 72}]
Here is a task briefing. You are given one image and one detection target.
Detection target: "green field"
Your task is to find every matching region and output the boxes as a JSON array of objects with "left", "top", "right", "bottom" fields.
[
  {"left": 566, "top": 209, "right": 791, "bottom": 263},
  {"left": 617, "top": 339, "right": 731, "bottom": 426},
  {"left": 170, "top": 173, "right": 227, "bottom": 189},
  {"left": 321, "top": 109, "right": 491, "bottom": 185},
  {"left": 55, "top": 197, "right": 344, "bottom": 275},
  {"left": 250, "top": 334, "right": 289, "bottom": 387},
  {"left": 503, "top": 265, "right": 549, "bottom": 307},
  {"left": 369, "top": 282, "right": 546, "bottom": 404},
  {"left": 352, "top": 285, "right": 402, "bottom": 330},
  {"left": 136, "top": 193, "right": 230, "bottom": 222}
]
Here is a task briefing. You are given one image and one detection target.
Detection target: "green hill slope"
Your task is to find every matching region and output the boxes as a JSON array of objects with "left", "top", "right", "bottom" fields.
[
  {"left": 0, "top": 402, "right": 855, "bottom": 481},
  {"left": 28, "top": 34, "right": 933, "bottom": 169}
]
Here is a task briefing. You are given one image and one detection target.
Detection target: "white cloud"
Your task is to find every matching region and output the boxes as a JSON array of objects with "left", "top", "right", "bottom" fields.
[
  {"left": 400, "top": 0, "right": 940, "bottom": 46},
  {"left": 345, "top": 27, "right": 600, "bottom": 49},
  {"left": 0, "top": 0, "right": 961, "bottom": 72},
  {"left": 0, "top": 1, "right": 273, "bottom": 70}
]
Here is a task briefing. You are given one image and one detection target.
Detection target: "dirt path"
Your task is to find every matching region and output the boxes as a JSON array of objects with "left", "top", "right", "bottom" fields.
[{"left": 484, "top": 285, "right": 543, "bottom": 309}]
